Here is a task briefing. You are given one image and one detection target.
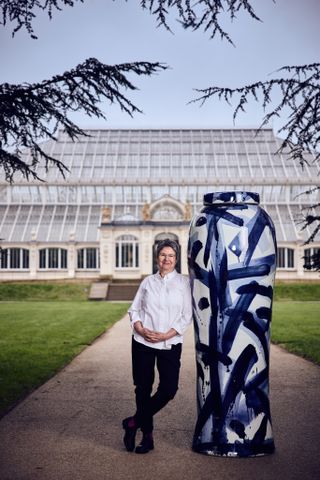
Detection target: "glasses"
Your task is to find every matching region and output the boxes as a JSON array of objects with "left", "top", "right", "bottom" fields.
[{"left": 159, "top": 253, "right": 176, "bottom": 259}]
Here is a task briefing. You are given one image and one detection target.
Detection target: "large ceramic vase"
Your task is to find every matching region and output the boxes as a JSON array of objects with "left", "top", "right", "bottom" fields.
[{"left": 188, "top": 191, "right": 276, "bottom": 457}]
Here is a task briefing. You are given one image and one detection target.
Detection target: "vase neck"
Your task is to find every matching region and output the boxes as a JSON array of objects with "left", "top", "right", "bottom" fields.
[{"left": 203, "top": 191, "right": 259, "bottom": 206}]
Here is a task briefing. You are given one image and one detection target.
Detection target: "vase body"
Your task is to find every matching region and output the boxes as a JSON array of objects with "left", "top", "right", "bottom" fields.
[{"left": 188, "top": 191, "right": 276, "bottom": 457}]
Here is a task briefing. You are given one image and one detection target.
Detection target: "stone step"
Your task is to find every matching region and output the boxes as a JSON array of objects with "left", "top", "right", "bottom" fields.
[
  {"left": 89, "top": 282, "right": 109, "bottom": 300},
  {"left": 106, "top": 283, "right": 140, "bottom": 301}
]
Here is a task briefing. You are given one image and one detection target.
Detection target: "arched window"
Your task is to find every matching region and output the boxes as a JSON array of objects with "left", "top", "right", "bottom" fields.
[
  {"left": 39, "top": 248, "right": 67, "bottom": 269},
  {"left": 115, "top": 235, "right": 139, "bottom": 269},
  {"left": 0, "top": 248, "right": 29, "bottom": 269},
  {"left": 77, "top": 248, "right": 100, "bottom": 269},
  {"left": 277, "top": 247, "right": 294, "bottom": 269},
  {"left": 303, "top": 248, "right": 320, "bottom": 270}
]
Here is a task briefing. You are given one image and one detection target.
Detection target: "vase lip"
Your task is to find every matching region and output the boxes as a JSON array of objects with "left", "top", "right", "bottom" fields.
[{"left": 203, "top": 191, "right": 260, "bottom": 205}]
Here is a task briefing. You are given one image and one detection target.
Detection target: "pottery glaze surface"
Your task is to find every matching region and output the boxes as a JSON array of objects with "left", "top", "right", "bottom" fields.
[{"left": 188, "top": 191, "right": 276, "bottom": 457}]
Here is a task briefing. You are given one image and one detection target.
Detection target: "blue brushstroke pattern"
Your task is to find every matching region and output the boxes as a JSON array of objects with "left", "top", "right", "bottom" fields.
[{"left": 188, "top": 192, "right": 276, "bottom": 457}]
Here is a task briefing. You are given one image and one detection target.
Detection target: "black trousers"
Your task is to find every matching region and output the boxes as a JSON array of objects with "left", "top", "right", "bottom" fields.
[{"left": 132, "top": 337, "right": 182, "bottom": 434}]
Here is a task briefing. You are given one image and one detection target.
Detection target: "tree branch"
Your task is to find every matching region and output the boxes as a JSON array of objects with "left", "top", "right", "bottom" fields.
[
  {"left": 0, "top": 0, "right": 85, "bottom": 38},
  {"left": 0, "top": 58, "right": 167, "bottom": 182},
  {"left": 192, "top": 63, "right": 320, "bottom": 167},
  {"left": 141, "top": 0, "right": 264, "bottom": 43},
  {"left": 192, "top": 63, "right": 320, "bottom": 268},
  {"left": 1, "top": 0, "right": 266, "bottom": 43}
]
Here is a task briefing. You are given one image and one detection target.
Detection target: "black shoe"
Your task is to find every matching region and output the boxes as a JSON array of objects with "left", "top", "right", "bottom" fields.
[
  {"left": 135, "top": 434, "right": 154, "bottom": 454},
  {"left": 122, "top": 417, "right": 138, "bottom": 452}
]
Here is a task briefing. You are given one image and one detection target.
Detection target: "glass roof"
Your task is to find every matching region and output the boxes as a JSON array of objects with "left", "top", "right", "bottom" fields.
[
  {"left": 1, "top": 128, "right": 319, "bottom": 243},
  {"left": 12, "top": 128, "right": 318, "bottom": 184}
]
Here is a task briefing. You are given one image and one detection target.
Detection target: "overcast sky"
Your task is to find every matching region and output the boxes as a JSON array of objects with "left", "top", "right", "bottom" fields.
[{"left": 1, "top": 0, "right": 319, "bottom": 131}]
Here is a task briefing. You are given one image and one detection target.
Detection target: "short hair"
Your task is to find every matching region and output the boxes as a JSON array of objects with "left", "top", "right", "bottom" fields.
[{"left": 156, "top": 239, "right": 180, "bottom": 260}]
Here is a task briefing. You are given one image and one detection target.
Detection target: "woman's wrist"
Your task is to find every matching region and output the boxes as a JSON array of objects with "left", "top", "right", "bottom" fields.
[
  {"left": 164, "top": 328, "right": 178, "bottom": 340},
  {"left": 133, "top": 321, "right": 144, "bottom": 336}
]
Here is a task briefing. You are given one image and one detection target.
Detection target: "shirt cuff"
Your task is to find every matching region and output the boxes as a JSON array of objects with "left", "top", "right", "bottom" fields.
[
  {"left": 128, "top": 310, "right": 141, "bottom": 325},
  {"left": 171, "top": 322, "right": 183, "bottom": 336}
]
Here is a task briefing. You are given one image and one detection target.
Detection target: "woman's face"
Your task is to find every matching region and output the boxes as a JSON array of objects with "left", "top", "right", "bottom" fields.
[{"left": 157, "top": 246, "right": 177, "bottom": 276}]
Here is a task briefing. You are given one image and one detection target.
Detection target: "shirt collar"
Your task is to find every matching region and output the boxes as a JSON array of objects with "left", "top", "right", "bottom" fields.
[{"left": 156, "top": 269, "right": 177, "bottom": 281}]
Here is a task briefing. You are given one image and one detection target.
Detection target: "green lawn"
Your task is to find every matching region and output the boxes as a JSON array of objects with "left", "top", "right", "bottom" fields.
[
  {"left": 0, "top": 301, "right": 130, "bottom": 417},
  {"left": 0, "top": 281, "right": 319, "bottom": 419},
  {"left": 272, "top": 302, "right": 320, "bottom": 365},
  {"left": 274, "top": 282, "right": 320, "bottom": 301}
]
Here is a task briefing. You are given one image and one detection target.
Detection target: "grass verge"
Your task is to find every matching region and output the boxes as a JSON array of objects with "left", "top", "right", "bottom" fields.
[
  {"left": 274, "top": 282, "right": 320, "bottom": 301},
  {"left": 0, "top": 282, "right": 91, "bottom": 301},
  {"left": 0, "top": 281, "right": 319, "bottom": 418},
  {"left": 0, "top": 301, "right": 130, "bottom": 417},
  {"left": 272, "top": 302, "right": 320, "bottom": 365},
  {"left": 0, "top": 281, "right": 319, "bottom": 302}
]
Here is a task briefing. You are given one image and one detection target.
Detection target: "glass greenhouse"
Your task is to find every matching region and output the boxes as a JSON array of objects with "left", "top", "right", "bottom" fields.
[{"left": 0, "top": 128, "right": 319, "bottom": 282}]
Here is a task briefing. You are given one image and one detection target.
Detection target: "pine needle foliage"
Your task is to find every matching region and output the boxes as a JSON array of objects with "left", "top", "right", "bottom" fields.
[
  {"left": 140, "top": 0, "right": 263, "bottom": 43},
  {"left": 0, "top": 0, "right": 319, "bottom": 268},
  {"left": 0, "top": 0, "right": 266, "bottom": 182},
  {"left": 1, "top": 0, "right": 264, "bottom": 42},
  {"left": 193, "top": 63, "right": 320, "bottom": 167},
  {"left": 193, "top": 63, "right": 320, "bottom": 265},
  {"left": 0, "top": 0, "right": 84, "bottom": 38},
  {"left": 0, "top": 58, "right": 167, "bottom": 182}
]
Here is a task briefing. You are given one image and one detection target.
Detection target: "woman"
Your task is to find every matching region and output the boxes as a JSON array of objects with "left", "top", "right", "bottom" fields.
[{"left": 123, "top": 239, "right": 193, "bottom": 454}]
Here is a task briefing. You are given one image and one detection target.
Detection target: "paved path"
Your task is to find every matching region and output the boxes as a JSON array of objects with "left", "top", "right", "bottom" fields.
[{"left": 0, "top": 315, "right": 319, "bottom": 480}]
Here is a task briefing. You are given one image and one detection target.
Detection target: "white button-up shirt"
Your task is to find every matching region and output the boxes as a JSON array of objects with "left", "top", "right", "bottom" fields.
[{"left": 128, "top": 270, "right": 193, "bottom": 350}]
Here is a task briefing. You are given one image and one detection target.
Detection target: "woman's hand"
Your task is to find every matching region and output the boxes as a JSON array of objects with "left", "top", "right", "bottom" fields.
[
  {"left": 143, "top": 328, "right": 163, "bottom": 343},
  {"left": 134, "top": 322, "right": 177, "bottom": 343},
  {"left": 137, "top": 327, "right": 164, "bottom": 343},
  {"left": 134, "top": 322, "right": 157, "bottom": 342}
]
